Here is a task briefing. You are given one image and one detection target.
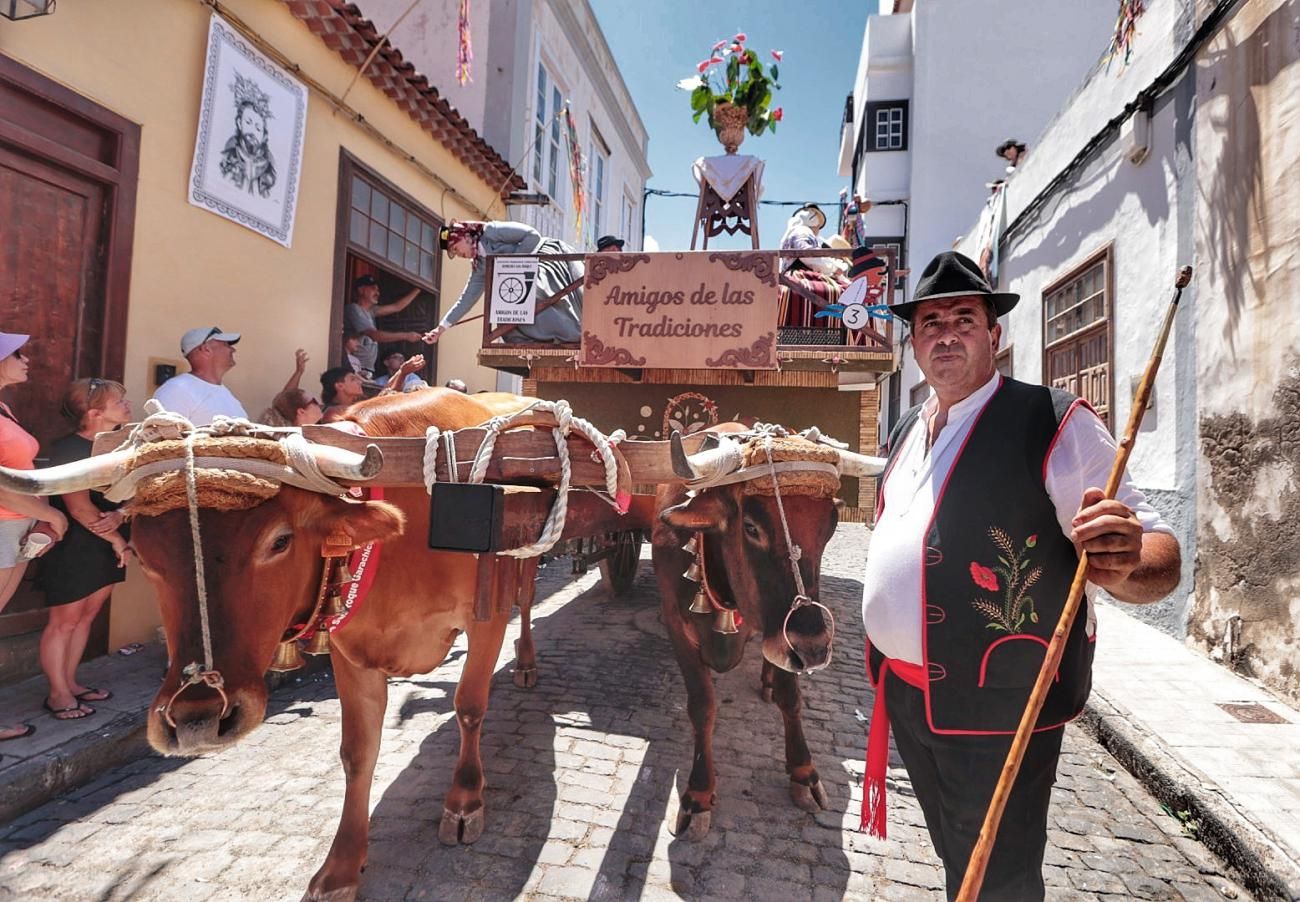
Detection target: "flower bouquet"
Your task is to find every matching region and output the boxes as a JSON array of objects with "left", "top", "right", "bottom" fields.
[{"left": 677, "top": 33, "right": 783, "bottom": 154}]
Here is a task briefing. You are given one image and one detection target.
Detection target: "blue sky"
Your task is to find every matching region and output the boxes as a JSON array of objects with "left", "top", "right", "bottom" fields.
[{"left": 589, "top": 0, "right": 877, "bottom": 252}]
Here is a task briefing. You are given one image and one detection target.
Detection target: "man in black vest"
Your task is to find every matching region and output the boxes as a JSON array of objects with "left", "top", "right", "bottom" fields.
[{"left": 861, "top": 251, "right": 1181, "bottom": 900}]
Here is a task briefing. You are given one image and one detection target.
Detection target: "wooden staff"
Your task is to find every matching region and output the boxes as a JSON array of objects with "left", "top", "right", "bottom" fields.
[{"left": 957, "top": 264, "right": 1193, "bottom": 901}]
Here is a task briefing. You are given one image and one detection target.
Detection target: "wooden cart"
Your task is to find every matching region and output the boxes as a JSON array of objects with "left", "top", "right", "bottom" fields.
[{"left": 473, "top": 245, "right": 902, "bottom": 593}]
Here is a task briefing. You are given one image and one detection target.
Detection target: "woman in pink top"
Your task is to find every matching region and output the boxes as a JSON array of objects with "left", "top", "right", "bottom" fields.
[{"left": 0, "top": 333, "right": 69, "bottom": 739}]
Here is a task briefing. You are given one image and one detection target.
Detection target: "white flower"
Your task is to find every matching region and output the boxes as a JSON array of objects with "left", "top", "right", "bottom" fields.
[{"left": 676, "top": 76, "right": 704, "bottom": 92}]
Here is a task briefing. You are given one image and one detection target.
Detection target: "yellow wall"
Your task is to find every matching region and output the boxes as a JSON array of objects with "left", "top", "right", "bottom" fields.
[{"left": 0, "top": 0, "right": 505, "bottom": 647}]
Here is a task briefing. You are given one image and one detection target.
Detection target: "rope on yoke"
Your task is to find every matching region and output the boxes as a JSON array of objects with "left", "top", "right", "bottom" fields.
[
  {"left": 158, "top": 427, "right": 231, "bottom": 729},
  {"left": 423, "top": 400, "right": 626, "bottom": 558},
  {"left": 106, "top": 402, "right": 351, "bottom": 503},
  {"left": 763, "top": 435, "right": 835, "bottom": 668}
]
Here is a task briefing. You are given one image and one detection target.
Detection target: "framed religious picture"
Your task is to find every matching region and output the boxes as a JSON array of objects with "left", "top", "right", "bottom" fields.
[{"left": 188, "top": 14, "right": 308, "bottom": 247}]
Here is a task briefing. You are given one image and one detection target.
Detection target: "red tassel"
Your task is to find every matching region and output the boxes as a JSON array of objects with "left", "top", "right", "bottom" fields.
[
  {"left": 861, "top": 664, "right": 891, "bottom": 838},
  {"left": 456, "top": 0, "right": 473, "bottom": 86}
]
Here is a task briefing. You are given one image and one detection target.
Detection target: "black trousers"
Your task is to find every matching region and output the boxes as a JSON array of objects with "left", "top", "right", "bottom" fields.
[{"left": 886, "top": 676, "right": 1065, "bottom": 901}]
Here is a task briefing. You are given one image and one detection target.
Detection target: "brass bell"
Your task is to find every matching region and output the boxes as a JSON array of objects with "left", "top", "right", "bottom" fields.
[
  {"left": 681, "top": 536, "right": 698, "bottom": 555},
  {"left": 683, "top": 561, "right": 703, "bottom": 583},
  {"left": 713, "top": 608, "right": 740, "bottom": 635},
  {"left": 268, "top": 639, "right": 306, "bottom": 672},
  {"left": 336, "top": 559, "right": 354, "bottom": 585},
  {"left": 303, "top": 628, "right": 331, "bottom": 656},
  {"left": 325, "top": 590, "right": 344, "bottom": 617},
  {"left": 689, "top": 589, "right": 712, "bottom": 615}
]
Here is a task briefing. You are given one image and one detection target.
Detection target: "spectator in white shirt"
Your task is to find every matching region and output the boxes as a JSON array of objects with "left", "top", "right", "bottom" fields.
[{"left": 152, "top": 327, "right": 247, "bottom": 426}]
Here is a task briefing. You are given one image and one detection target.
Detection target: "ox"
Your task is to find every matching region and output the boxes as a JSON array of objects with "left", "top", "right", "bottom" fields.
[
  {"left": 6, "top": 389, "right": 554, "bottom": 901},
  {"left": 651, "top": 426, "right": 883, "bottom": 839}
]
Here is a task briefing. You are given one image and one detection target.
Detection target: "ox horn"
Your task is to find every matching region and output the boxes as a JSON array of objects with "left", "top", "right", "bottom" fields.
[
  {"left": 834, "top": 448, "right": 888, "bottom": 478},
  {"left": 304, "top": 443, "right": 384, "bottom": 481},
  {"left": 0, "top": 448, "right": 134, "bottom": 496},
  {"left": 670, "top": 431, "right": 743, "bottom": 484}
]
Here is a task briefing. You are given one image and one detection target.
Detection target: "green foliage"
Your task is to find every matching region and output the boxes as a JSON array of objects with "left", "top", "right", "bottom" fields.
[{"left": 678, "top": 35, "right": 784, "bottom": 138}]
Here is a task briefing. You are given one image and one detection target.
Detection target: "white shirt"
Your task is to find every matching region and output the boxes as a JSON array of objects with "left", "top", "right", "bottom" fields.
[
  {"left": 152, "top": 373, "right": 248, "bottom": 426},
  {"left": 861, "top": 373, "right": 1172, "bottom": 665}
]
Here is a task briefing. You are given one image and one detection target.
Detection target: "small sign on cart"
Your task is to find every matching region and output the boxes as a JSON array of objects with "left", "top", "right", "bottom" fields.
[{"left": 490, "top": 257, "right": 539, "bottom": 326}]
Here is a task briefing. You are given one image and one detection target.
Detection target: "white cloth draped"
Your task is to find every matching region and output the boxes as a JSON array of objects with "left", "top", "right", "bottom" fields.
[{"left": 691, "top": 154, "right": 765, "bottom": 202}]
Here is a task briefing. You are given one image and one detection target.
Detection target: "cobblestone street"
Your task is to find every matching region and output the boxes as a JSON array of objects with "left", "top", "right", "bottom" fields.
[{"left": 0, "top": 525, "right": 1249, "bottom": 901}]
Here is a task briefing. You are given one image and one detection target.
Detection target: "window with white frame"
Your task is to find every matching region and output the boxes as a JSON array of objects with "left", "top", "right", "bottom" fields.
[
  {"left": 548, "top": 85, "right": 562, "bottom": 200},
  {"left": 589, "top": 124, "right": 609, "bottom": 241},
  {"left": 533, "top": 63, "right": 564, "bottom": 204},
  {"left": 865, "top": 101, "right": 908, "bottom": 152},
  {"left": 621, "top": 193, "right": 637, "bottom": 248}
]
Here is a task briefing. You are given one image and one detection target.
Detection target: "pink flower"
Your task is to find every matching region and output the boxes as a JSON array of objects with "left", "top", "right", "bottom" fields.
[
  {"left": 970, "top": 562, "right": 999, "bottom": 592},
  {"left": 734, "top": 32, "right": 747, "bottom": 42},
  {"left": 771, "top": 107, "right": 783, "bottom": 122},
  {"left": 697, "top": 59, "right": 711, "bottom": 73},
  {"left": 771, "top": 49, "right": 783, "bottom": 61},
  {"left": 730, "top": 43, "right": 743, "bottom": 54},
  {"left": 740, "top": 51, "right": 752, "bottom": 64},
  {"left": 709, "top": 56, "right": 723, "bottom": 66},
  {"left": 712, "top": 38, "right": 728, "bottom": 53},
  {"left": 1026, "top": 534, "right": 1038, "bottom": 548}
]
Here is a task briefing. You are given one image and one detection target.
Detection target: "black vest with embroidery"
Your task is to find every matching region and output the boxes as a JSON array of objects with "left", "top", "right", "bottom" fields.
[{"left": 870, "top": 378, "right": 1094, "bottom": 734}]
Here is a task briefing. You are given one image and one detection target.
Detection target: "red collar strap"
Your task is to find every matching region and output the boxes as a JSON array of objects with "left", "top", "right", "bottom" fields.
[
  {"left": 861, "top": 657, "right": 925, "bottom": 839},
  {"left": 326, "top": 487, "right": 385, "bottom": 634}
]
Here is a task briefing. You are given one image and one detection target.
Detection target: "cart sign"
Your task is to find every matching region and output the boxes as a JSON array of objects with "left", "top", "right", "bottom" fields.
[
  {"left": 581, "top": 252, "right": 779, "bottom": 369},
  {"left": 490, "top": 257, "right": 539, "bottom": 326}
]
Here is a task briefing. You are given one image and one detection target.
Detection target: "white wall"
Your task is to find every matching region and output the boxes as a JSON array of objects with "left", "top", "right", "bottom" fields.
[
  {"left": 946, "top": 0, "right": 1203, "bottom": 636},
  {"left": 505, "top": 0, "right": 650, "bottom": 250},
  {"left": 363, "top": 0, "right": 490, "bottom": 135},
  {"left": 877, "top": 0, "right": 1121, "bottom": 441},
  {"left": 367, "top": 0, "right": 651, "bottom": 251},
  {"left": 908, "top": 0, "right": 1115, "bottom": 300}
]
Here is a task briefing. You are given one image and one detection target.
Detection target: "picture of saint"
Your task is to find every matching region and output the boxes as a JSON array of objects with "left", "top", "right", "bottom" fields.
[{"left": 218, "top": 73, "right": 277, "bottom": 198}]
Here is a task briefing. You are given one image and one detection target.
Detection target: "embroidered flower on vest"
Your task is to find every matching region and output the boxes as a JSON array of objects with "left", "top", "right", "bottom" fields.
[{"left": 970, "top": 527, "right": 1042, "bottom": 633}]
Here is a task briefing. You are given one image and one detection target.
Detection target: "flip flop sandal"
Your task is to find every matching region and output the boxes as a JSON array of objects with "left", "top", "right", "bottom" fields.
[
  {"left": 0, "top": 723, "right": 35, "bottom": 741},
  {"left": 44, "top": 701, "right": 94, "bottom": 721},
  {"left": 75, "top": 688, "right": 112, "bottom": 702}
]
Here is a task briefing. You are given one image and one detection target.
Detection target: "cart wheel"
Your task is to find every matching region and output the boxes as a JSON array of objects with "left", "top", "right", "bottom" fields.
[{"left": 599, "top": 531, "right": 643, "bottom": 598}]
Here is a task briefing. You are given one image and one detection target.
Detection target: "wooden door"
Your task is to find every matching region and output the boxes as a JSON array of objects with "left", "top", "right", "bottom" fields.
[
  {"left": 0, "top": 145, "right": 107, "bottom": 447},
  {"left": 0, "top": 55, "right": 137, "bottom": 676}
]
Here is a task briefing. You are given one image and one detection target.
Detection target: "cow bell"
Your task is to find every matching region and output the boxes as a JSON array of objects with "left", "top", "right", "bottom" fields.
[
  {"left": 268, "top": 639, "right": 306, "bottom": 673},
  {"left": 325, "top": 590, "right": 344, "bottom": 618},
  {"left": 689, "top": 589, "right": 712, "bottom": 615},
  {"left": 303, "top": 628, "right": 332, "bottom": 657},
  {"left": 713, "top": 608, "right": 740, "bottom": 635},
  {"left": 683, "top": 561, "right": 703, "bottom": 583},
  {"left": 336, "top": 559, "right": 354, "bottom": 586},
  {"left": 681, "top": 536, "right": 698, "bottom": 555}
]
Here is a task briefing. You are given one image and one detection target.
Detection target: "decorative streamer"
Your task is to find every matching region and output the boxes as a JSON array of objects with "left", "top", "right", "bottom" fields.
[
  {"left": 1106, "top": 0, "right": 1145, "bottom": 70},
  {"left": 562, "top": 104, "right": 586, "bottom": 241},
  {"left": 456, "top": 0, "right": 473, "bottom": 86}
]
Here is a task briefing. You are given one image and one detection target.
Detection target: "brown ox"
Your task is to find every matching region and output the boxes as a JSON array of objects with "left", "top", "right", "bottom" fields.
[
  {"left": 127, "top": 388, "right": 545, "bottom": 901},
  {"left": 651, "top": 426, "right": 848, "bottom": 839}
]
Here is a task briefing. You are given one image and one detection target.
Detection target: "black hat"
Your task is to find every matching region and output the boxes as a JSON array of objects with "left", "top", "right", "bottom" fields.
[
  {"left": 890, "top": 251, "right": 1019, "bottom": 323},
  {"left": 596, "top": 235, "right": 625, "bottom": 251},
  {"left": 847, "top": 247, "right": 887, "bottom": 280},
  {"left": 354, "top": 274, "right": 378, "bottom": 289}
]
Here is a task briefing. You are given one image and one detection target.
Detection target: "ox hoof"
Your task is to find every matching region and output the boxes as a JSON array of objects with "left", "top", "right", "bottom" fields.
[
  {"left": 673, "top": 806, "right": 713, "bottom": 841},
  {"left": 300, "top": 886, "right": 357, "bottom": 902},
  {"left": 438, "top": 806, "right": 485, "bottom": 845},
  {"left": 512, "top": 666, "right": 538, "bottom": 689},
  {"left": 790, "top": 777, "right": 830, "bottom": 812}
]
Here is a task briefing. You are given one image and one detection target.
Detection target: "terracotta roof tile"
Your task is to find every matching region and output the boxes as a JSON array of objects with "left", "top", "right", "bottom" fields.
[{"left": 284, "top": 0, "right": 524, "bottom": 197}]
